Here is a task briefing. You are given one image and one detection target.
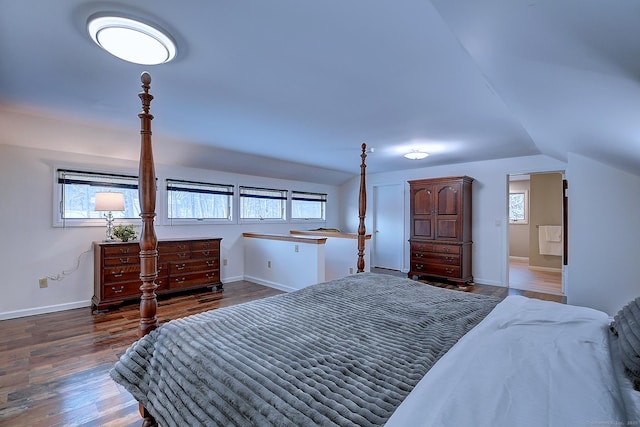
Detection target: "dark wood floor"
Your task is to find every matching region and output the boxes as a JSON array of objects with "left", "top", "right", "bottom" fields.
[
  {"left": 373, "top": 267, "right": 566, "bottom": 303},
  {"left": 0, "top": 275, "right": 563, "bottom": 426}
]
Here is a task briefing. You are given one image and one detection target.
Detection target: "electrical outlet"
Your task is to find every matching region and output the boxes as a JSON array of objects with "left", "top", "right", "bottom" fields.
[
  {"left": 268, "top": 261, "right": 272, "bottom": 268},
  {"left": 294, "top": 244, "right": 299, "bottom": 253},
  {"left": 223, "top": 258, "right": 228, "bottom": 266},
  {"left": 349, "top": 268, "right": 354, "bottom": 275},
  {"left": 39, "top": 278, "right": 48, "bottom": 288}
]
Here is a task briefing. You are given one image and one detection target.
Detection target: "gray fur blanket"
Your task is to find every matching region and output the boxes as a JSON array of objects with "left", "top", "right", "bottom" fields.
[{"left": 110, "top": 273, "right": 499, "bottom": 426}]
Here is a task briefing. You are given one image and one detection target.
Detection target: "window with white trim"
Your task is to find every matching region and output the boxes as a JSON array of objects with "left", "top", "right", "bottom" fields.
[
  {"left": 239, "top": 186, "right": 287, "bottom": 220},
  {"left": 56, "top": 169, "right": 140, "bottom": 224},
  {"left": 291, "top": 191, "right": 327, "bottom": 220},
  {"left": 167, "top": 179, "right": 233, "bottom": 222},
  {"left": 509, "top": 191, "right": 528, "bottom": 224}
]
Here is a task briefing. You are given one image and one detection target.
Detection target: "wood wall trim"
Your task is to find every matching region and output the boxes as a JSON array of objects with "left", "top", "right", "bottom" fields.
[{"left": 242, "top": 232, "right": 327, "bottom": 245}]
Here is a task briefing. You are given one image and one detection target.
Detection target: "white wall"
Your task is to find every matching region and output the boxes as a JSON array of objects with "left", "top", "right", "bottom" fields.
[
  {"left": 339, "top": 155, "right": 567, "bottom": 287},
  {"left": 566, "top": 153, "right": 640, "bottom": 315},
  {"left": 243, "top": 236, "right": 325, "bottom": 292},
  {"left": 0, "top": 144, "right": 340, "bottom": 319}
]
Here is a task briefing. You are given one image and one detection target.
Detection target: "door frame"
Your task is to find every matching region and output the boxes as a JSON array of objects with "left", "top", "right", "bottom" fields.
[{"left": 505, "top": 171, "right": 566, "bottom": 295}]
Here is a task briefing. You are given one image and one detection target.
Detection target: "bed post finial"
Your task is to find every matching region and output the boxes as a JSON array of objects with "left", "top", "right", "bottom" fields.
[
  {"left": 357, "top": 143, "right": 367, "bottom": 273},
  {"left": 138, "top": 71, "right": 159, "bottom": 340}
]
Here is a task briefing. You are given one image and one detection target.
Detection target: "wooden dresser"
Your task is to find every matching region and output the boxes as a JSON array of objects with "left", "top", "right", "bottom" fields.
[
  {"left": 93, "top": 237, "right": 222, "bottom": 312},
  {"left": 408, "top": 176, "right": 473, "bottom": 287}
]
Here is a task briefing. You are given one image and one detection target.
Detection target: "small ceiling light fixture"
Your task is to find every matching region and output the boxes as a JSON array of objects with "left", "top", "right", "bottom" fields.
[
  {"left": 87, "top": 15, "right": 176, "bottom": 65},
  {"left": 404, "top": 150, "right": 429, "bottom": 160}
]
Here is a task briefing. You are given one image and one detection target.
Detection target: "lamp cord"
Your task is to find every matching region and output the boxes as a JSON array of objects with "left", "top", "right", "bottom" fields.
[{"left": 46, "top": 244, "right": 93, "bottom": 281}]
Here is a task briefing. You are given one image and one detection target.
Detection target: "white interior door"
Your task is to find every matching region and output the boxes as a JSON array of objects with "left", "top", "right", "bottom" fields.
[{"left": 373, "top": 184, "right": 404, "bottom": 270}]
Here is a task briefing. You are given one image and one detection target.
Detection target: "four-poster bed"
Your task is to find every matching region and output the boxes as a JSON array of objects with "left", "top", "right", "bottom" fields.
[{"left": 112, "top": 73, "right": 639, "bottom": 426}]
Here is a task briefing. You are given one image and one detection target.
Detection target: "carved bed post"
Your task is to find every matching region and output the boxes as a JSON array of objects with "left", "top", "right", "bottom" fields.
[
  {"left": 137, "top": 71, "right": 159, "bottom": 427},
  {"left": 137, "top": 71, "right": 159, "bottom": 339},
  {"left": 357, "top": 143, "right": 367, "bottom": 273}
]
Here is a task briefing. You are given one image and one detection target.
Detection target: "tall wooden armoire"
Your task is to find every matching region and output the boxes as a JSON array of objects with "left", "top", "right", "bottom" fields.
[{"left": 408, "top": 176, "right": 474, "bottom": 287}]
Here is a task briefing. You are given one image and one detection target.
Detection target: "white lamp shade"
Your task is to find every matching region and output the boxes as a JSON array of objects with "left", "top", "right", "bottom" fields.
[{"left": 95, "top": 192, "right": 125, "bottom": 211}]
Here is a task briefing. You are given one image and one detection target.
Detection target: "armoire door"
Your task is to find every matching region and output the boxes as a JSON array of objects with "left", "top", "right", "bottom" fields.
[{"left": 411, "top": 185, "right": 435, "bottom": 240}]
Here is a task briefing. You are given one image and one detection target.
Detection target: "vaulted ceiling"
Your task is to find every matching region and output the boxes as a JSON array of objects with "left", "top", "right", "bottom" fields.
[{"left": 1, "top": 1, "right": 639, "bottom": 185}]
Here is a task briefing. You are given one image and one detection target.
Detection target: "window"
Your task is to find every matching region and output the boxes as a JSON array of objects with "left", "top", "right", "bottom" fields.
[
  {"left": 509, "top": 191, "right": 528, "bottom": 224},
  {"left": 239, "top": 186, "right": 287, "bottom": 220},
  {"left": 291, "top": 191, "right": 327, "bottom": 220},
  {"left": 167, "top": 179, "right": 233, "bottom": 222},
  {"left": 57, "top": 169, "right": 140, "bottom": 224}
]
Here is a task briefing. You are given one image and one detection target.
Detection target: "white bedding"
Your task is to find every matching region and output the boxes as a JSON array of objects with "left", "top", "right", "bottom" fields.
[{"left": 386, "top": 296, "right": 640, "bottom": 427}]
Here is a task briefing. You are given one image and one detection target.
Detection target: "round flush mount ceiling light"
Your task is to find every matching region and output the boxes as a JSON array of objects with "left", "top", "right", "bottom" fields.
[
  {"left": 87, "top": 15, "right": 176, "bottom": 65},
  {"left": 403, "top": 150, "right": 429, "bottom": 160}
]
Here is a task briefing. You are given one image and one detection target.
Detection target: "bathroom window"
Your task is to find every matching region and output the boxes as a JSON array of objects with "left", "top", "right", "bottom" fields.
[{"left": 509, "top": 191, "right": 528, "bottom": 224}]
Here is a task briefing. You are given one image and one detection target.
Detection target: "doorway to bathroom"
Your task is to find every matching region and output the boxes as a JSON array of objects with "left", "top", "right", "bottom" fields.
[{"left": 507, "top": 172, "right": 564, "bottom": 295}]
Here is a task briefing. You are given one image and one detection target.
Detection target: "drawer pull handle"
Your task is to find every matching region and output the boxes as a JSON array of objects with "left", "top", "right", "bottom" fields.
[
  {"left": 202, "top": 250, "right": 210, "bottom": 256},
  {"left": 445, "top": 268, "right": 453, "bottom": 275},
  {"left": 178, "top": 244, "right": 187, "bottom": 250},
  {"left": 206, "top": 261, "right": 215, "bottom": 267},
  {"left": 415, "top": 253, "right": 423, "bottom": 258},
  {"left": 202, "top": 243, "right": 210, "bottom": 249},
  {"left": 119, "top": 248, "right": 130, "bottom": 254},
  {"left": 112, "top": 272, "right": 124, "bottom": 278},
  {"left": 176, "top": 264, "right": 186, "bottom": 271},
  {"left": 119, "top": 257, "right": 130, "bottom": 263},
  {"left": 112, "top": 286, "right": 124, "bottom": 294},
  {"left": 415, "top": 265, "right": 423, "bottom": 271},
  {"left": 177, "top": 252, "right": 187, "bottom": 259},
  {"left": 175, "top": 277, "right": 186, "bottom": 284}
]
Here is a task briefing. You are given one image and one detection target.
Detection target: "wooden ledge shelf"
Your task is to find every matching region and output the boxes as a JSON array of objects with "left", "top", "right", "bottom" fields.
[
  {"left": 290, "top": 230, "right": 372, "bottom": 240},
  {"left": 242, "top": 232, "right": 327, "bottom": 245}
]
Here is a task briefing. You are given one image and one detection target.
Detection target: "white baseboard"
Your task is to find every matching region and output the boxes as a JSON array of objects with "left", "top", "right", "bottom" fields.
[
  {"left": 221, "top": 275, "right": 243, "bottom": 284},
  {"left": 243, "top": 275, "right": 295, "bottom": 293},
  {"left": 509, "top": 256, "right": 529, "bottom": 261},
  {"left": 473, "top": 278, "right": 505, "bottom": 287},
  {"left": 0, "top": 300, "right": 91, "bottom": 321},
  {"left": 528, "top": 265, "right": 562, "bottom": 273}
]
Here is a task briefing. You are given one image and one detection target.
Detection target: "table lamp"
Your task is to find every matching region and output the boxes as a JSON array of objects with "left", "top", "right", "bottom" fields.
[{"left": 95, "top": 192, "right": 125, "bottom": 241}]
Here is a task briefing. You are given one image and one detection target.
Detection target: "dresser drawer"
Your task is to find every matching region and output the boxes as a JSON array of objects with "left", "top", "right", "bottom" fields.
[
  {"left": 410, "top": 243, "right": 434, "bottom": 253},
  {"left": 104, "top": 255, "right": 139, "bottom": 266},
  {"left": 432, "top": 244, "right": 460, "bottom": 254},
  {"left": 155, "top": 276, "right": 169, "bottom": 292},
  {"left": 411, "top": 262, "right": 460, "bottom": 278},
  {"left": 191, "top": 240, "right": 220, "bottom": 251},
  {"left": 102, "top": 244, "right": 140, "bottom": 257},
  {"left": 170, "top": 259, "right": 218, "bottom": 275},
  {"left": 158, "top": 241, "right": 190, "bottom": 253},
  {"left": 191, "top": 248, "right": 220, "bottom": 259},
  {"left": 160, "top": 251, "right": 190, "bottom": 262},
  {"left": 103, "top": 265, "right": 141, "bottom": 284},
  {"left": 103, "top": 280, "right": 142, "bottom": 299},
  {"left": 157, "top": 262, "right": 168, "bottom": 276},
  {"left": 412, "top": 251, "right": 460, "bottom": 266},
  {"left": 170, "top": 271, "right": 220, "bottom": 290}
]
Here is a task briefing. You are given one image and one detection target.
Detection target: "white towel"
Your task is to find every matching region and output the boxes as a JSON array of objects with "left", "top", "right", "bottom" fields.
[
  {"left": 539, "top": 226, "right": 562, "bottom": 256},
  {"left": 543, "top": 225, "right": 562, "bottom": 242}
]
